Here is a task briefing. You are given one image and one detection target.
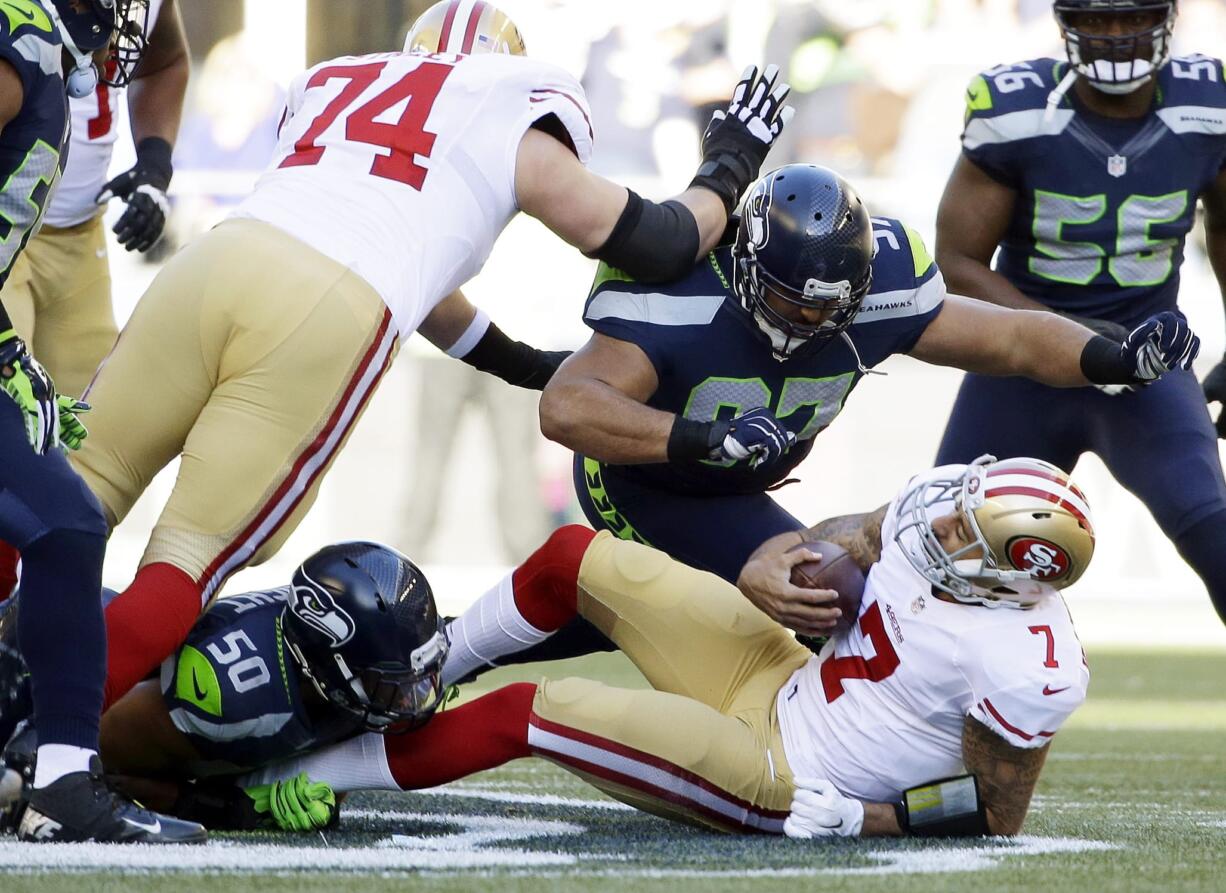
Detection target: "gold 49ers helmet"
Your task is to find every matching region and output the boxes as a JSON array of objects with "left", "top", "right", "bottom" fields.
[
  {"left": 895, "top": 455, "right": 1096, "bottom": 609},
  {"left": 404, "top": 1, "right": 527, "bottom": 56}
]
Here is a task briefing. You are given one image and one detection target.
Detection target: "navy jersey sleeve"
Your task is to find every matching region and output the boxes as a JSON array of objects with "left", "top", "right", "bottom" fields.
[
  {"left": 850, "top": 218, "right": 946, "bottom": 358},
  {"left": 0, "top": 2, "right": 60, "bottom": 97},
  {"left": 960, "top": 59, "right": 1064, "bottom": 189},
  {"left": 582, "top": 260, "right": 727, "bottom": 378}
]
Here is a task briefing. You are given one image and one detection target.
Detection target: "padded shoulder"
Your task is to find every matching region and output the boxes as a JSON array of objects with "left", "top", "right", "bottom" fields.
[
  {"left": 962, "top": 58, "right": 1071, "bottom": 151},
  {"left": 1156, "top": 55, "right": 1226, "bottom": 136}
]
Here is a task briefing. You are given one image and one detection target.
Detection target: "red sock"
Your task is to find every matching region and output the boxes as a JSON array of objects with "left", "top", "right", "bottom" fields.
[
  {"left": 0, "top": 541, "right": 19, "bottom": 604},
  {"left": 384, "top": 683, "right": 536, "bottom": 790},
  {"left": 102, "top": 562, "right": 203, "bottom": 710},
  {"left": 511, "top": 525, "right": 595, "bottom": 632}
]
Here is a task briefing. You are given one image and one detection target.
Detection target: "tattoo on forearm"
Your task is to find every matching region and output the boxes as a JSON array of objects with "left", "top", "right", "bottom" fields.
[
  {"left": 802, "top": 504, "right": 887, "bottom": 573},
  {"left": 961, "top": 716, "right": 1049, "bottom": 835}
]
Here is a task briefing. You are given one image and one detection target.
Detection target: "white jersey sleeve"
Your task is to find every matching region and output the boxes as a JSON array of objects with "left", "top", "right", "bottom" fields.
[{"left": 960, "top": 595, "right": 1089, "bottom": 749}]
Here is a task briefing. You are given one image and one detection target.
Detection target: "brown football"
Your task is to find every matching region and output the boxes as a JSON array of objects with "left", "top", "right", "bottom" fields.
[{"left": 788, "top": 540, "right": 866, "bottom": 632}]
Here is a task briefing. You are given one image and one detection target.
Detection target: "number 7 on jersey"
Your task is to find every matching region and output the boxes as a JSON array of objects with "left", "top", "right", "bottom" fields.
[{"left": 281, "top": 59, "right": 454, "bottom": 190}]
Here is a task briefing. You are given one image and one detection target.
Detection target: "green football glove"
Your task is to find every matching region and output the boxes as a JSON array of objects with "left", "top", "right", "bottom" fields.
[
  {"left": 0, "top": 329, "right": 57, "bottom": 455},
  {"left": 56, "top": 395, "right": 90, "bottom": 451},
  {"left": 244, "top": 772, "right": 336, "bottom": 832}
]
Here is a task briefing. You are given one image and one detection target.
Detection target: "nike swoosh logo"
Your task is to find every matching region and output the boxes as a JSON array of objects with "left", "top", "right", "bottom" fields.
[
  {"left": 818, "top": 819, "right": 844, "bottom": 830},
  {"left": 191, "top": 669, "right": 208, "bottom": 702},
  {"left": 123, "top": 816, "right": 162, "bottom": 834},
  {"left": 1042, "top": 685, "right": 1070, "bottom": 696}
]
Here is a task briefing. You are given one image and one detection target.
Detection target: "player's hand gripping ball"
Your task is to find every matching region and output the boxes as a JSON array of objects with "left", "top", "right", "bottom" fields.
[{"left": 787, "top": 541, "right": 865, "bottom": 633}]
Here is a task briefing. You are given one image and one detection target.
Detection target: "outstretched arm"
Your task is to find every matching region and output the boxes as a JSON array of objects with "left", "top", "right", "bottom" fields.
[{"left": 517, "top": 65, "right": 791, "bottom": 281}]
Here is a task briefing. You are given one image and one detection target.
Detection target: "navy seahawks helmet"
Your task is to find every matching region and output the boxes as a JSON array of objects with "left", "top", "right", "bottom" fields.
[
  {"left": 283, "top": 542, "right": 448, "bottom": 733},
  {"left": 731, "top": 165, "right": 874, "bottom": 359},
  {"left": 1054, "top": 1, "right": 1176, "bottom": 93},
  {"left": 49, "top": 0, "right": 150, "bottom": 94}
]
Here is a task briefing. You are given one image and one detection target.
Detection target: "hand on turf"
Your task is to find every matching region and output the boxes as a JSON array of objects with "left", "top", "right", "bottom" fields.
[
  {"left": 1203, "top": 354, "right": 1226, "bottom": 439},
  {"left": 716, "top": 407, "right": 796, "bottom": 470},
  {"left": 784, "top": 776, "right": 864, "bottom": 839},
  {"left": 0, "top": 330, "right": 58, "bottom": 455},
  {"left": 1122, "top": 311, "right": 1200, "bottom": 384},
  {"left": 246, "top": 772, "right": 336, "bottom": 832},
  {"left": 737, "top": 536, "right": 840, "bottom": 636}
]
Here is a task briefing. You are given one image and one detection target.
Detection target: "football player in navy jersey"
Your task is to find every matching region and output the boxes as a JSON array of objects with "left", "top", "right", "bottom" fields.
[
  {"left": 0, "top": 0, "right": 202, "bottom": 843},
  {"left": 933, "top": 0, "right": 1226, "bottom": 622},
  {"left": 2, "top": 540, "right": 450, "bottom": 833},
  {"left": 532, "top": 163, "right": 1197, "bottom": 652}
]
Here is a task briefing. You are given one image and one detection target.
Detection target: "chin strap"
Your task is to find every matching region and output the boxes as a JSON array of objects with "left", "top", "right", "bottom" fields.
[
  {"left": 43, "top": 1, "right": 99, "bottom": 99},
  {"left": 1043, "top": 68, "right": 1078, "bottom": 125}
]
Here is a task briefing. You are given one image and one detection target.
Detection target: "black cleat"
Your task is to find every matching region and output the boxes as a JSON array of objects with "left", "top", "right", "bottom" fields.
[{"left": 17, "top": 756, "right": 207, "bottom": 843}]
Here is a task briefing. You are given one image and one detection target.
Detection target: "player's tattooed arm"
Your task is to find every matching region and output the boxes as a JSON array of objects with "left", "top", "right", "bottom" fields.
[
  {"left": 961, "top": 715, "right": 1050, "bottom": 836},
  {"left": 799, "top": 504, "right": 888, "bottom": 574}
]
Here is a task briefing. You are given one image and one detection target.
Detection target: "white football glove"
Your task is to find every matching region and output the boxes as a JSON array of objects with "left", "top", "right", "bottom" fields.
[{"left": 783, "top": 776, "right": 864, "bottom": 839}]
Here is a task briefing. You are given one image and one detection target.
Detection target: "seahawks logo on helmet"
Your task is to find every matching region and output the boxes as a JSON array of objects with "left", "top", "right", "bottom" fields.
[{"left": 289, "top": 576, "right": 357, "bottom": 647}]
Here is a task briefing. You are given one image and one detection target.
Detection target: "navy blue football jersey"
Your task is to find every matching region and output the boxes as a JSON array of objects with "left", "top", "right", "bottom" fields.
[
  {"left": 962, "top": 55, "right": 1226, "bottom": 326},
  {"left": 582, "top": 218, "right": 945, "bottom": 496},
  {"left": 0, "top": 1, "right": 69, "bottom": 288},
  {"left": 161, "top": 588, "right": 363, "bottom": 775}
]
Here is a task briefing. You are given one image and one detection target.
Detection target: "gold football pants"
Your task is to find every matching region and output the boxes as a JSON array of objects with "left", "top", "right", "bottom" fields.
[
  {"left": 71, "top": 218, "right": 398, "bottom": 603},
  {"left": 529, "top": 532, "right": 811, "bottom": 832},
  {"left": 3, "top": 213, "right": 115, "bottom": 398}
]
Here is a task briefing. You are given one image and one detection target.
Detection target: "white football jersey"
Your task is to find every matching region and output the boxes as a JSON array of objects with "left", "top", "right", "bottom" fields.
[
  {"left": 45, "top": 0, "right": 165, "bottom": 228},
  {"left": 231, "top": 51, "right": 594, "bottom": 340},
  {"left": 776, "top": 465, "right": 1089, "bottom": 804}
]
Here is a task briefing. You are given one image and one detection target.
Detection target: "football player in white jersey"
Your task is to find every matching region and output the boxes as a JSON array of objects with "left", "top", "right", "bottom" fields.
[
  {"left": 222, "top": 455, "right": 1092, "bottom": 837},
  {"left": 60, "top": 0, "right": 795, "bottom": 721},
  {"left": 0, "top": 0, "right": 185, "bottom": 402}
]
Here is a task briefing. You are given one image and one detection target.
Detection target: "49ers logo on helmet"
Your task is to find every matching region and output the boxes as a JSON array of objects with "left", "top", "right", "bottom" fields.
[{"left": 1007, "top": 537, "right": 1071, "bottom": 581}]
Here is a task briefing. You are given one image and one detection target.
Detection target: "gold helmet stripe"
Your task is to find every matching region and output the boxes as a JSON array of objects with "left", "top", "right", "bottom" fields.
[{"left": 983, "top": 473, "right": 1093, "bottom": 528}]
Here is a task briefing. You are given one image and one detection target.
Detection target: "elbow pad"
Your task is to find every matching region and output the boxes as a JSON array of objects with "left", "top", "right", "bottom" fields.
[
  {"left": 586, "top": 191, "right": 700, "bottom": 283},
  {"left": 893, "top": 774, "right": 991, "bottom": 837}
]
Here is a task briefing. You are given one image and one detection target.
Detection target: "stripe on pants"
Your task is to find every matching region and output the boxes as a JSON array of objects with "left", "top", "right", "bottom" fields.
[
  {"left": 527, "top": 712, "right": 787, "bottom": 833},
  {"left": 196, "top": 310, "right": 398, "bottom": 604}
]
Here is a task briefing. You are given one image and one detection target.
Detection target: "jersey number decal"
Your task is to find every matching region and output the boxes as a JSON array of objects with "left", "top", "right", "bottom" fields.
[
  {"left": 86, "top": 58, "right": 120, "bottom": 140},
  {"left": 1030, "top": 190, "right": 1189, "bottom": 288},
  {"left": 0, "top": 140, "right": 60, "bottom": 275},
  {"left": 206, "top": 630, "right": 272, "bottom": 693},
  {"left": 281, "top": 59, "right": 453, "bottom": 189},
  {"left": 820, "top": 602, "right": 901, "bottom": 702},
  {"left": 683, "top": 373, "right": 856, "bottom": 466},
  {"left": 1028, "top": 624, "right": 1060, "bottom": 668}
]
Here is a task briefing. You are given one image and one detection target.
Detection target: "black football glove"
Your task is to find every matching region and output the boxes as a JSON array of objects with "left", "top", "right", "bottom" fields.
[
  {"left": 1204, "top": 353, "right": 1226, "bottom": 439},
  {"left": 96, "top": 137, "right": 173, "bottom": 253},
  {"left": 690, "top": 64, "right": 794, "bottom": 213}
]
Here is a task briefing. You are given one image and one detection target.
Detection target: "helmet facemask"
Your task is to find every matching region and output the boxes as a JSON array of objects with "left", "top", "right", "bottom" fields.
[
  {"left": 104, "top": 0, "right": 152, "bottom": 88},
  {"left": 1054, "top": 1, "right": 1176, "bottom": 94}
]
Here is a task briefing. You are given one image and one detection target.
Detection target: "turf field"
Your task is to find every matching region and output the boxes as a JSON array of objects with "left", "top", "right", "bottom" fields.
[{"left": 2, "top": 648, "right": 1223, "bottom": 893}]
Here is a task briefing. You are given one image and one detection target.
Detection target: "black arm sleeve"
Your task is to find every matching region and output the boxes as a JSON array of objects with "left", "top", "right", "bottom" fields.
[
  {"left": 459, "top": 321, "right": 571, "bottom": 391},
  {"left": 585, "top": 190, "right": 700, "bottom": 283},
  {"left": 0, "top": 298, "right": 11, "bottom": 332},
  {"left": 1079, "top": 335, "right": 1135, "bottom": 385}
]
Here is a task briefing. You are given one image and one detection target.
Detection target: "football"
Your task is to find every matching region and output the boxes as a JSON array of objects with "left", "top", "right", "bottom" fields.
[{"left": 788, "top": 540, "right": 866, "bottom": 631}]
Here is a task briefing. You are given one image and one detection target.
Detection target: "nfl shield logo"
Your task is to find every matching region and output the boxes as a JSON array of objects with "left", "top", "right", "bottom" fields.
[{"left": 1107, "top": 154, "right": 1127, "bottom": 178}]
